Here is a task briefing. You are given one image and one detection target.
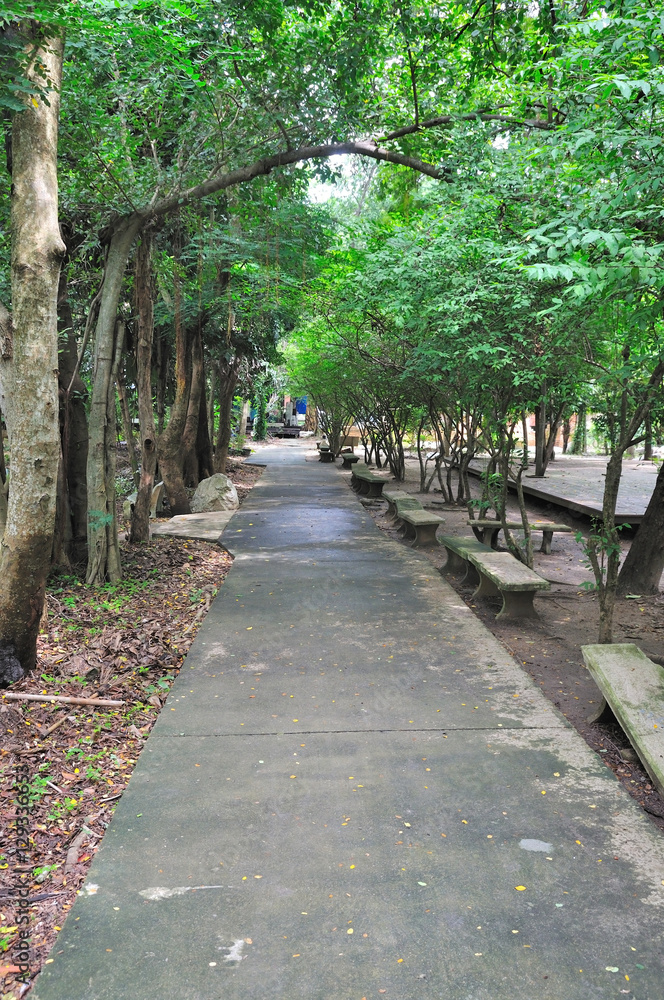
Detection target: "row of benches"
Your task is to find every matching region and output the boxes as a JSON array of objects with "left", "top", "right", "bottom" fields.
[
  {"left": 338, "top": 453, "right": 664, "bottom": 798},
  {"left": 346, "top": 467, "right": 552, "bottom": 621}
]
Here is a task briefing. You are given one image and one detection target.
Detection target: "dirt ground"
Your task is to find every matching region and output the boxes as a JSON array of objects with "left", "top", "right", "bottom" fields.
[{"left": 351, "top": 454, "right": 664, "bottom": 834}]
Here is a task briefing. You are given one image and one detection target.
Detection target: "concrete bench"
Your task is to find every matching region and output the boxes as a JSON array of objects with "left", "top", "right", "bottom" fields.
[
  {"left": 393, "top": 498, "right": 424, "bottom": 523},
  {"left": 398, "top": 509, "right": 445, "bottom": 548},
  {"left": 383, "top": 488, "right": 410, "bottom": 516},
  {"left": 383, "top": 492, "right": 423, "bottom": 523},
  {"left": 466, "top": 550, "right": 550, "bottom": 619},
  {"left": 468, "top": 519, "right": 573, "bottom": 554},
  {"left": 340, "top": 453, "right": 361, "bottom": 470},
  {"left": 318, "top": 445, "right": 335, "bottom": 463},
  {"left": 439, "top": 534, "right": 492, "bottom": 584},
  {"left": 351, "top": 466, "right": 388, "bottom": 498},
  {"left": 582, "top": 643, "right": 664, "bottom": 798}
]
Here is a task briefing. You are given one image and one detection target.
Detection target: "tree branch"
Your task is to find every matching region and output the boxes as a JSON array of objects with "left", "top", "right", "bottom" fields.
[
  {"left": 406, "top": 46, "right": 419, "bottom": 128},
  {"left": 148, "top": 141, "right": 450, "bottom": 220},
  {"left": 380, "top": 111, "right": 552, "bottom": 143},
  {"left": 453, "top": 0, "right": 488, "bottom": 41}
]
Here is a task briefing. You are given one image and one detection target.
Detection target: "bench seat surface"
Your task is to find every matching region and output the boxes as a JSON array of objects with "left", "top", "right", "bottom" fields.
[
  {"left": 468, "top": 550, "right": 550, "bottom": 591},
  {"left": 582, "top": 643, "right": 664, "bottom": 798},
  {"left": 400, "top": 509, "right": 445, "bottom": 525},
  {"left": 353, "top": 468, "right": 385, "bottom": 482},
  {"left": 440, "top": 534, "right": 490, "bottom": 554}
]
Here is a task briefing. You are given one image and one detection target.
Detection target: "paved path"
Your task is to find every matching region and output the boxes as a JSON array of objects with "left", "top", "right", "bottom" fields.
[
  {"left": 35, "top": 445, "right": 664, "bottom": 1000},
  {"left": 469, "top": 455, "right": 659, "bottom": 523}
]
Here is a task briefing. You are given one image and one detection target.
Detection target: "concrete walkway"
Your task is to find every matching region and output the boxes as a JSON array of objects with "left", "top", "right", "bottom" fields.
[{"left": 34, "top": 445, "right": 664, "bottom": 1000}]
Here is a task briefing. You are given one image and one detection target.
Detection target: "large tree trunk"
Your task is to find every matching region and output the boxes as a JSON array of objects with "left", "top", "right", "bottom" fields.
[
  {"left": 117, "top": 359, "right": 139, "bottom": 487},
  {"left": 534, "top": 396, "right": 546, "bottom": 477},
  {"left": 129, "top": 232, "right": 158, "bottom": 544},
  {"left": 0, "top": 28, "right": 66, "bottom": 681},
  {"left": 207, "top": 363, "right": 216, "bottom": 441},
  {"left": 155, "top": 330, "right": 168, "bottom": 434},
  {"left": 195, "top": 375, "right": 214, "bottom": 481},
  {"left": 617, "top": 460, "right": 664, "bottom": 595},
  {"left": 86, "top": 217, "right": 143, "bottom": 584},
  {"left": 57, "top": 270, "right": 89, "bottom": 564},
  {"left": 181, "top": 325, "right": 204, "bottom": 487},
  {"left": 156, "top": 244, "right": 194, "bottom": 515},
  {"left": 238, "top": 398, "right": 249, "bottom": 439},
  {"left": 214, "top": 355, "right": 241, "bottom": 474}
]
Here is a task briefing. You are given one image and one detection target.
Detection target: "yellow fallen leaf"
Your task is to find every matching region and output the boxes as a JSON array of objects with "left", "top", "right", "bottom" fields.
[{"left": 515, "top": 886, "right": 526, "bottom": 891}]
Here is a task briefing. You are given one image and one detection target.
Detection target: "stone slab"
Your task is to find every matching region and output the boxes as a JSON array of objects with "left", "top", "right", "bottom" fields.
[
  {"left": 582, "top": 643, "right": 664, "bottom": 797},
  {"left": 151, "top": 511, "right": 236, "bottom": 542},
  {"left": 468, "top": 551, "right": 551, "bottom": 592},
  {"left": 400, "top": 510, "right": 445, "bottom": 525}
]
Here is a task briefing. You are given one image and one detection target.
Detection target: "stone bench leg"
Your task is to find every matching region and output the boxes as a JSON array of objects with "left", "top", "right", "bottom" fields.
[
  {"left": 472, "top": 571, "right": 501, "bottom": 600},
  {"left": 443, "top": 548, "right": 467, "bottom": 574},
  {"left": 540, "top": 530, "right": 553, "bottom": 555},
  {"left": 409, "top": 524, "right": 439, "bottom": 548},
  {"left": 366, "top": 482, "right": 384, "bottom": 498},
  {"left": 351, "top": 477, "right": 362, "bottom": 492},
  {"left": 496, "top": 588, "right": 539, "bottom": 620},
  {"left": 462, "top": 561, "right": 480, "bottom": 586},
  {"left": 357, "top": 479, "right": 372, "bottom": 496},
  {"left": 470, "top": 524, "right": 500, "bottom": 548},
  {"left": 398, "top": 520, "right": 416, "bottom": 542},
  {"left": 586, "top": 697, "right": 616, "bottom": 725}
]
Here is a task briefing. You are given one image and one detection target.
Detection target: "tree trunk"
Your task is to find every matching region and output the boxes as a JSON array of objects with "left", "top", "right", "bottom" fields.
[
  {"left": 570, "top": 404, "right": 587, "bottom": 454},
  {"left": 562, "top": 418, "right": 571, "bottom": 454},
  {"left": 195, "top": 377, "right": 214, "bottom": 481},
  {"left": 155, "top": 330, "right": 168, "bottom": 434},
  {"left": 57, "top": 272, "right": 89, "bottom": 564},
  {"left": 214, "top": 355, "right": 241, "bottom": 474},
  {"left": 181, "top": 325, "right": 204, "bottom": 487},
  {"left": 156, "top": 242, "right": 194, "bottom": 515},
  {"left": 534, "top": 396, "right": 546, "bottom": 477},
  {"left": 0, "top": 28, "right": 66, "bottom": 681},
  {"left": 86, "top": 216, "right": 144, "bottom": 584},
  {"left": 207, "top": 363, "right": 216, "bottom": 441},
  {"left": 643, "top": 411, "right": 653, "bottom": 461},
  {"left": 238, "top": 398, "right": 249, "bottom": 439},
  {"left": 117, "top": 360, "right": 139, "bottom": 487},
  {"left": 130, "top": 232, "right": 158, "bottom": 545},
  {"left": 52, "top": 440, "right": 73, "bottom": 572},
  {"left": 521, "top": 411, "right": 529, "bottom": 469},
  {"left": 617, "top": 460, "right": 664, "bottom": 595}
]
